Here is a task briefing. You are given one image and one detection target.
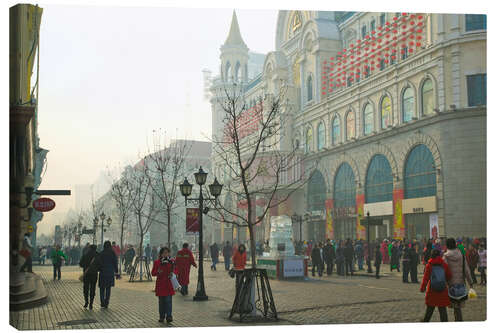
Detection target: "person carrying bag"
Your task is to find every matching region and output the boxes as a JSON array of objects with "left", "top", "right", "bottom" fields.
[
  {"left": 151, "top": 247, "right": 176, "bottom": 323},
  {"left": 443, "top": 238, "right": 474, "bottom": 321}
]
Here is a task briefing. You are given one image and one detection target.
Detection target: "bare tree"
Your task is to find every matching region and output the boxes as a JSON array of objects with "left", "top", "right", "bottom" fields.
[
  {"left": 210, "top": 83, "right": 317, "bottom": 268},
  {"left": 90, "top": 185, "right": 105, "bottom": 246},
  {"left": 127, "top": 161, "right": 160, "bottom": 259},
  {"left": 108, "top": 165, "right": 136, "bottom": 274},
  {"left": 145, "top": 132, "right": 191, "bottom": 248}
]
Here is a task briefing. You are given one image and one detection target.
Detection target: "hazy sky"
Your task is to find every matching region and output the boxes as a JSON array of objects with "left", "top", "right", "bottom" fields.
[{"left": 36, "top": 5, "right": 277, "bottom": 234}]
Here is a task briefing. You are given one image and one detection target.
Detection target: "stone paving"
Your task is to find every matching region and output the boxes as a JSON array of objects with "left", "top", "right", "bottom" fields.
[{"left": 9, "top": 260, "right": 487, "bottom": 329}]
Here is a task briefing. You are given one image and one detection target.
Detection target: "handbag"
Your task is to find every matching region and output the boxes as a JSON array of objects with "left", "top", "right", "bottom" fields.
[
  {"left": 170, "top": 273, "right": 181, "bottom": 290},
  {"left": 448, "top": 252, "right": 468, "bottom": 301},
  {"left": 19, "top": 249, "right": 31, "bottom": 259}
]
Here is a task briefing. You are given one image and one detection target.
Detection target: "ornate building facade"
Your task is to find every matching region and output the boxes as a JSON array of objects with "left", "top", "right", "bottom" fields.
[{"left": 210, "top": 10, "right": 486, "bottom": 243}]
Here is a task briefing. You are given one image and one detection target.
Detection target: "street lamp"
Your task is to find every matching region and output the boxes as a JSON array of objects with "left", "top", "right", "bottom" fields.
[
  {"left": 179, "top": 166, "right": 223, "bottom": 301},
  {"left": 99, "top": 212, "right": 112, "bottom": 250}
]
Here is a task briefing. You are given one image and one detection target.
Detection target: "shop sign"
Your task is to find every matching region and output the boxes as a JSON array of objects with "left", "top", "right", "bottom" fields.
[
  {"left": 363, "top": 201, "right": 393, "bottom": 217},
  {"left": 33, "top": 197, "right": 56, "bottom": 212},
  {"left": 283, "top": 259, "right": 304, "bottom": 277},
  {"left": 402, "top": 196, "right": 437, "bottom": 214},
  {"left": 333, "top": 206, "right": 356, "bottom": 218}
]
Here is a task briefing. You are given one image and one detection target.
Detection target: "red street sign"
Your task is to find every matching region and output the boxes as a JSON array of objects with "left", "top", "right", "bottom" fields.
[
  {"left": 186, "top": 208, "right": 199, "bottom": 233},
  {"left": 32, "top": 197, "right": 56, "bottom": 212}
]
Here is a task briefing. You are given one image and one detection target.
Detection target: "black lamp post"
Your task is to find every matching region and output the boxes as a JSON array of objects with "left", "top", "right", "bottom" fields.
[
  {"left": 365, "top": 212, "right": 373, "bottom": 273},
  {"left": 99, "top": 212, "right": 112, "bottom": 251},
  {"left": 179, "top": 166, "right": 223, "bottom": 301}
]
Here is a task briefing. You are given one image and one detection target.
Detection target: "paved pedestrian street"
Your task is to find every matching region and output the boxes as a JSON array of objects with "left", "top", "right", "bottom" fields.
[{"left": 10, "top": 262, "right": 486, "bottom": 329}]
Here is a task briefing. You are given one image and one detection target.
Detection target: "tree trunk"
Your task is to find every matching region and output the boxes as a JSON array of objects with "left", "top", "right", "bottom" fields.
[
  {"left": 248, "top": 202, "right": 257, "bottom": 269},
  {"left": 167, "top": 209, "right": 171, "bottom": 249},
  {"left": 119, "top": 217, "right": 125, "bottom": 275}
]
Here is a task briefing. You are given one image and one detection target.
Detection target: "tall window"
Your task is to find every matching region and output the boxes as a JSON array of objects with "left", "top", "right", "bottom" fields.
[
  {"left": 363, "top": 104, "right": 374, "bottom": 135},
  {"left": 365, "top": 154, "right": 393, "bottom": 203},
  {"left": 402, "top": 47, "right": 408, "bottom": 60},
  {"left": 317, "top": 122, "right": 325, "bottom": 150},
  {"left": 380, "top": 13, "right": 386, "bottom": 27},
  {"left": 380, "top": 58, "right": 385, "bottom": 70},
  {"left": 334, "top": 163, "right": 356, "bottom": 209},
  {"left": 307, "top": 75, "right": 313, "bottom": 101},
  {"left": 307, "top": 170, "right": 326, "bottom": 211},
  {"left": 421, "top": 79, "right": 435, "bottom": 116},
  {"left": 370, "top": 19, "right": 376, "bottom": 32},
  {"left": 362, "top": 25, "right": 367, "bottom": 38},
  {"left": 346, "top": 111, "right": 355, "bottom": 140},
  {"left": 467, "top": 74, "right": 486, "bottom": 106},
  {"left": 235, "top": 61, "right": 241, "bottom": 82},
  {"left": 404, "top": 144, "right": 437, "bottom": 199},
  {"left": 465, "top": 14, "right": 486, "bottom": 31},
  {"left": 402, "top": 87, "right": 415, "bottom": 123},
  {"left": 305, "top": 127, "right": 313, "bottom": 153},
  {"left": 381, "top": 96, "right": 392, "bottom": 129},
  {"left": 332, "top": 116, "right": 341, "bottom": 145}
]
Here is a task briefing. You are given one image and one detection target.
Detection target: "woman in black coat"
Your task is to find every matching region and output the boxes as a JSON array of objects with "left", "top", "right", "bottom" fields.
[
  {"left": 98, "top": 241, "right": 118, "bottom": 308},
  {"left": 79, "top": 245, "right": 99, "bottom": 309}
]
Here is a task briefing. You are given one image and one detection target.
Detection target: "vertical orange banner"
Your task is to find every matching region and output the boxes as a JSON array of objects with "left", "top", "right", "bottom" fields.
[
  {"left": 325, "top": 199, "right": 334, "bottom": 239},
  {"left": 393, "top": 188, "right": 405, "bottom": 239},
  {"left": 356, "top": 194, "right": 366, "bottom": 240}
]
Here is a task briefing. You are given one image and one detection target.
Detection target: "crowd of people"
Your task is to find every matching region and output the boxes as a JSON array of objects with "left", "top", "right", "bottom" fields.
[{"left": 23, "top": 233, "right": 485, "bottom": 324}]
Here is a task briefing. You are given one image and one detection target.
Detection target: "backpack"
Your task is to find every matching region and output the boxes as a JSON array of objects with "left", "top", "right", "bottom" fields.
[{"left": 430, "top": 264, "right": 446, "bottom": 292}]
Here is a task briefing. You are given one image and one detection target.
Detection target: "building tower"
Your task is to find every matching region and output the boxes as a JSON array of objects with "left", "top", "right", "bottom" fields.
[{"left": 220, "top": 10, "right": 249, "bottom": 84}]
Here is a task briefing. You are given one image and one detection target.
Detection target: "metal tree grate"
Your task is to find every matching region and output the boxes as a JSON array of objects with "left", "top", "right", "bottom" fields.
[{"left": 56, "top": 319, "right": 98, "bottom": 326}]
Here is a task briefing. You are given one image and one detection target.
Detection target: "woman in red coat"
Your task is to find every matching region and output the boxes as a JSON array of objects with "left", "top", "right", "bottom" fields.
[
  {"left": 151, "top": 247, "right": 175, "bottom": 323},
  {"left": 174, "top": 243, "right": 197, "bottom": 296},
  {"left": 420, "top": 249, "right": 452, "bottom": 322}
]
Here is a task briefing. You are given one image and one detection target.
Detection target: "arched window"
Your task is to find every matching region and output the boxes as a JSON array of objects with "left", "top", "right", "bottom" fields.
[
  {"left": 332, "top": 116, "right": 341, "bottom": 145},
  {"left": 365, "top": 154, "right": 393, "bottom": 203},
  {"left": 225, "top": 61, "right": 231, "bottom": 82},
  {"left": 334, "top": 163, "right": 356, "bottom": 209},
  {"left": 307, "top": 170, "right": 326, "bottom": 211},
  {"left": 317, "top": 122, "right": 325, "bottom": 150},
  {"left": 421, "top": 79, "right": 434, "bottom": 116},
  {"left": 363, "top": 104, "right": 374, "bottom": 135},
  {"left": 305, "top": 127, "right": 313, "bottom": 153},
  {"left": 381, "top": 96, "right": 392, "bottom": 129},
  {"left": 404, "top": 144, "right": 437, "bottom": 199},
  {"left": 346, "top": 110, "right": 355, "bottom": 140},
  {"left": 402, "top": 87, "right": 415, "bottom": 123},
  {"left": 307, "top": 75, "right": 313, "bottom": 101},
  {"left": 235, "top": 62, "right": 241, "bottom": 82}
]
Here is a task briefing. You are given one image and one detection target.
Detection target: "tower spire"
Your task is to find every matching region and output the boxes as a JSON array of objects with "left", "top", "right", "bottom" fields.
[{"left": 224, "top": 10, "right": 247, "bottom": 47}]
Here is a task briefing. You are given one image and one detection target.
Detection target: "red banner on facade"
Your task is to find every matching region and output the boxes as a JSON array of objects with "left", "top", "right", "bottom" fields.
[
  {"left": 186, "top": 208, "right": 200, "bottom": 233},
  {"left": 393, "top": 188, "right": 405, "bottom": 239},
  {"left": 356, "top": 194, "right": 365, "bottom": 240}
]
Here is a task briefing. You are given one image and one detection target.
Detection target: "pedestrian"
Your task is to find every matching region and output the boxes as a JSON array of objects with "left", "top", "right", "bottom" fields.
[
  {"left": 151, "top": 247, "right": 176, "bottom": 323},
  {"left": 420, "top": 249, "right": 451, "bottom": 322},
  {"left": 79, "top": 244, "right": 99, "bottom": 310},
  {"left": 40, "top": 247, "right": 47, "bottom": 265},
  {"left": 19, "top": 233, "right": 33, "bottom": 273},
  {"left": 145, "top": 244, "right": 152, "bottom": 265},
  {"left": 311, "top": 243, "right": 323, "bottom": 277},
  {"left": 222, "top": 241, "right": 232, "bottom": 271},
  {"left": 97, "top": 241, "right": 119, "bottom": 309},
  {"left": 335, "top": 242, "right": 345, "bottom": 276},
  {"left": 390, "top": 241, "right": 400, "bottom": 272},
  {"left": 443, "top": 238, "right": 474, "bottom": 321},
  {"left": 232, "top": 244, "right": 247, "bottom": 291},
  {"left": 422, "top": 240, "right": 433, "bottom": 265},
  {"left": 344, "top": 239, "right": 354, "bottom": 276},
  {"left": 381, "top": 239, "right": 389, "bottom": 265},
  {"left": 152, "top": 246, "right": 158, "bottom": 262},
  {"left": 477, "top": 243, "right": 486, "bottom": 285},
  {"left": 374, "top": 244, "right": 382, "bottom": 279},
  {"left": 465, "top": 244, "right": 479, "bottom": 284},
  {"left": 355, "top": 241, "right": 364, "bottom": 270},
  {"left": 112, "top": 242, "right": 121, "bottom": 262},
  {"left": 409, "top": 243, "right": 419, "bottom": 283},
  {"left": 323, "top": 240, "right": 334, "bottom": 275},
  {"left": 402, "top": 243, "right": 410, "bottom": 283},
  {"left": 175, "top": 243, "right": 197, "bottom": 296},
  {"left": 51, "top": 245, "right": 67, "bottom": 280},
  {"left": 210, "top": 242, "right": 219, "bottom": 271}
]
